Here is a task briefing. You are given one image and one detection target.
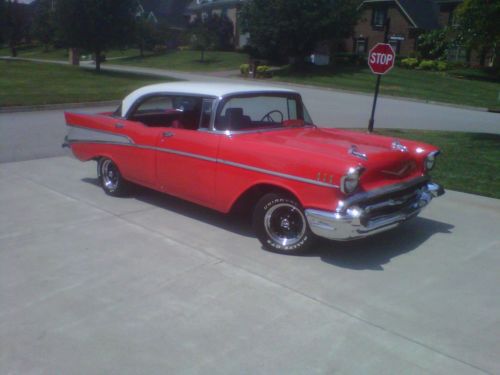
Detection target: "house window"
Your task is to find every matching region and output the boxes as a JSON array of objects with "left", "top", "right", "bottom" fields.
[
  {"left": 389, "top": 37, "right": 403, "bottom": 54},
  {"left": 448, "top": 45, "right": 467, "bottom": 63},
  {"left": 354, "top": 38, "right": 367, "bottom": 55},
  {"left": 372, "top": 7, "right": 387, "bottom": 28}
]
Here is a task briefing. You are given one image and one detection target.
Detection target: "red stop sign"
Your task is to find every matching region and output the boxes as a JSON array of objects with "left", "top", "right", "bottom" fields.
[{"left": 368, "top": 43, "right": 395, "bottom": 75}]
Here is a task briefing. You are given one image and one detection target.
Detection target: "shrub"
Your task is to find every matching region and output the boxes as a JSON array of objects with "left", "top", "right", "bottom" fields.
[
  {"left": 436, "top": 61, "right": 448, "bottom": 71},
  {"left": 256, "top": 65, "right": 271, "bottom": 78},
  {"left": 240, "top": 63, "right": 250, "bottom": 76},
  {"left": 418, "top": 60, "right": 437, "bottom": 70},
  {"left": 153, "top": 44, "right": 167, "bottom": 54},
  {"left": 401, "top": 57, "right": 419, "bottom": 69}
]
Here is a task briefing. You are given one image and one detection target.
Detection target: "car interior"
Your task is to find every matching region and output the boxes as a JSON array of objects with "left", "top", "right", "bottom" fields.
[{"left": 129, "top": 96, "right": 202, "bottom": 130}]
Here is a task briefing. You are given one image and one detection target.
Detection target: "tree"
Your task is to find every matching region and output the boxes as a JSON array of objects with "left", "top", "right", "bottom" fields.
[
  {"left": 3, "top": 0, "right": 30, "bottom": 57},
  {"left": 417, "top": 29, "right": 450, "bottom": 60},
  {"left": 240, "top": 0, "right": 359, "bottom": 66},
  {"left": 455, "top": 0, "right": 500, "bottom": 67},
  {"left": 0, "top": 0, "right": 5, "bottom": 46},
  {"left": 188, "top": 15, "right": 215, "bottom": 62},
  {"left": 188, "top": 13, "right": 234, "bottom": 62},
  {"left": 56, "top": 0, "right": 136, "bottom": 72},
  {"left": 32, "top": 0, "right": 56, "bottom": 51}
]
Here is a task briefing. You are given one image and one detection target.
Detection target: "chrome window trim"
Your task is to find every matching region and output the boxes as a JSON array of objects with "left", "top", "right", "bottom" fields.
[
  {"left": 213, "top": 91, "right": 310, "bottom": 132},
  {"left": 125, "top": 92, "right": 218, "bottom": 121}
]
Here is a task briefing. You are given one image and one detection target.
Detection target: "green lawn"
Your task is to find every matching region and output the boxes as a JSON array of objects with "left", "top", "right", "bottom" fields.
[
  {"left": 370, "top": 129, "right": 500, "bottom": 199},
  {"left": 273, "top": 65, "right": 500, "bottom": 109},
  {"left": 0, "top": 60, "right": 168, "bottom": 107},
  {"left": 0, "top": 45, "right": 69, "bottom": 60},
  {"left": 110, "top": 49, "right": 249, "bottom": 72},
  {"left": 0, "top": 45, "right": 145, "bottom": 61}
]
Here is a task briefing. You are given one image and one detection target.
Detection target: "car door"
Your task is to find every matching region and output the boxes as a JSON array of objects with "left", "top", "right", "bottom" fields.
[
  {"left": 155, "top": 97, "right": 220, "bottom": 207},
  {"left": 116, "top": 95, "right": 184, "bottom": 187}
]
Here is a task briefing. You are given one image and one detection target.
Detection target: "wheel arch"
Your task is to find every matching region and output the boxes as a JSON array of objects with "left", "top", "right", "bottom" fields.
[{"left": 229, "top": 182, "right": 302, "bottom": 215}]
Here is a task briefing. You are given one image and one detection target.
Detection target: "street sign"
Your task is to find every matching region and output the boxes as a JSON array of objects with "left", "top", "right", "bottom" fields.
[{"left": 368, "top": 43, "right": 395, "bottom": 75}]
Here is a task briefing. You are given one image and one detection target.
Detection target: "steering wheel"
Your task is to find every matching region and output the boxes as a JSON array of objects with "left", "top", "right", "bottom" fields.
[{"left": 260, "top": 110, "right": 284, "bottom": 123}]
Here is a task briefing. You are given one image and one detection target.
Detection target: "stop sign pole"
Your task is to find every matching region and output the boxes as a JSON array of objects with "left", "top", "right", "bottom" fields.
[{"left": 368, "top": 18, "right": 392, "bottom": 133}]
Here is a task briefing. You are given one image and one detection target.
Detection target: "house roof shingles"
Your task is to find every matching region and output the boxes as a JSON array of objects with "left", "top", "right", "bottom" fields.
[
  {"left": 361, "top": 0, "right": 461, "bottom": 30},
  {"left": 187, "top": 0, "right": 247, "bottom": 12}
]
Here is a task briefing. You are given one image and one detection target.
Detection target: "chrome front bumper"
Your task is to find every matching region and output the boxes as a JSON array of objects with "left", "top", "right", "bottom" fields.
[{"left": 305, "top": 181, "right": 444, "bottom": 241}]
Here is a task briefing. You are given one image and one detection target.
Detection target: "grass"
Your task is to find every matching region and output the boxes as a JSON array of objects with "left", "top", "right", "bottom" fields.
[
  {"left": 273, "top": 64, "right": 500, "bottom": 109},
  {"left": 0, "top": 60, "right": 169, "bottom": 107},
  {"left": 0, "top": 45, "right": 69, "bottom": 60},
  {"left": 0, "top": 45, "right": 145, "bottom": 61},
  {"left": 370, "top": 129, "right": 500, "bottom": 199},
  {"left": 110, "top": 49, "right": 249, "bottom": 72}
]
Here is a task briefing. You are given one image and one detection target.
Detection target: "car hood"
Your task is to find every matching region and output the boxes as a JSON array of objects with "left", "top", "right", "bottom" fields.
[{"left": 233, "top": 127, "right": 432, "bottom": 186}]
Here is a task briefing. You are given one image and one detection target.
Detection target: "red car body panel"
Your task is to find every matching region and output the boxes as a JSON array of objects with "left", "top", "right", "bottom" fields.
[
  {"left": 64, "top": 82, "right": 444, "bottom": 251},
  {"left": 66, "top": 110, "right": 438, "bottom": 215}
]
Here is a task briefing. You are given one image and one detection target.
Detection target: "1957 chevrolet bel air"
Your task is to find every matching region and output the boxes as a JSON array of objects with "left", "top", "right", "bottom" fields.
[{"left": 64, "top": 82, "right": 444, "bottom": 254}]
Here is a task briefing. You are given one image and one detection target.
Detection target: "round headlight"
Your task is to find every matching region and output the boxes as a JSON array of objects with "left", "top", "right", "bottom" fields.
[
  {"left": 425, "top": 151, "right": 440, "bottom": 171},
  {"left": 341, "top": 167, "right": 364, "bottom": 194}
]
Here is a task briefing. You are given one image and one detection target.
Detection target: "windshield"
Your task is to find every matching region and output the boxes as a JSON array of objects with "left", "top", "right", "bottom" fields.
[{"left": 215, "top": 94, "right": 313, "bottom": 131}]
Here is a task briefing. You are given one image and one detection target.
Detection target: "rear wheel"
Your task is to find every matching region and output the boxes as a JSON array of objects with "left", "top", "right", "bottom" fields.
[
  {"left": 252, "top": 193, "right": 315, "bottom": 255},
  {"left": 98, "top": 158, "right": 129, "bottom": 196}
]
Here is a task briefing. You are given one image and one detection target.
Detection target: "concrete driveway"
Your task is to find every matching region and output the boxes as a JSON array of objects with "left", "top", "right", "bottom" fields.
[{"left": 1, "top": 156, "right": 498, "bottom": 374}]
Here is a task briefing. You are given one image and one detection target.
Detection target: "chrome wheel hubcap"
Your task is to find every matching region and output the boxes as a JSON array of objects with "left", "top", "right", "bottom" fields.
[
  {"left": 264, "top": 203, "right": 306, "bottom": 247},
  {"left": 102, "top": 160, "right": 119, "bottom": 190}
]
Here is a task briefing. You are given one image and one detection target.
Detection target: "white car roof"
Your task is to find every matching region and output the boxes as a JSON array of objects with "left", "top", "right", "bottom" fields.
[{"left": 121, "top": 82, "right": 298, "bottom": 117}]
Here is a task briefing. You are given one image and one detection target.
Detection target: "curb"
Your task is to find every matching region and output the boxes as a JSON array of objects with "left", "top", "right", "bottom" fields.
[
  {"left": 1, "top": 56, "right": 494, "bottom": 114},
  {"left": 0, "top": 101, "right": 120, "bottom": 114},
  {"left": 262, "top": 79, "right": 492, "bottom": 113}
]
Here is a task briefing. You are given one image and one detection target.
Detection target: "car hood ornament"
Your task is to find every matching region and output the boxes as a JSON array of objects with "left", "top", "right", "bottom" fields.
[
  {"left": 349, "top": 145, "right": 368, "bottom": 160},
  {"left": 392, "top": 139, "right": 408, "bottom": 152}
]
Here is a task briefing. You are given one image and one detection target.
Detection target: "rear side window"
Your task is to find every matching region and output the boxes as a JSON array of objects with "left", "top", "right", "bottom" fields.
[
  {"left": 134, "top": 96, "right": 175, "bottom": 115},
  {"left": 129, "top": 95, "right": 204, "bottom": 130}
]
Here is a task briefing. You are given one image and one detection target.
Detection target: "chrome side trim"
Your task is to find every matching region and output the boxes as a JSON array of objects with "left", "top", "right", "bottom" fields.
[
  {"left": 66, "top": 124, "right": 134, "bottom": 145},
  {"left": 218, "top": 159, "right": 338, "bottom": 188},
  {"left": 135, "top": 144, "right": 218, "bottom": 163},
  {"left": 66, "top": 135, "right": 334, "bottom": 188}
]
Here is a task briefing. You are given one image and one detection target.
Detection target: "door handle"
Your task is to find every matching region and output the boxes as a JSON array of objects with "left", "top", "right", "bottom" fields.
[
  {"left": 163, "top": 131, "right": 174, "bottom": 138},
  {"left": 115, "top": 123, "right": 125, "bottom": 129}
]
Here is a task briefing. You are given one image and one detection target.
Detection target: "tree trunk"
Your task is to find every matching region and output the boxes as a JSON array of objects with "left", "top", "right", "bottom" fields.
[
  {"left": 95, "top": 49, "right": 101, "bottom": 72},
  {"left": 140, "top": 41, "right": 144, "bottom": 58},
  {"left": 493, "top": 44, "right": 499, "bottom": 70},
  {"left": 10, "top": 44, "right": 17, "bottom": 57},
  {"left": 479, "top": 47, "right": 487, "bottom": 67},
  {"left": 200, "top": 48, "right": 205, "bottom": 62}
]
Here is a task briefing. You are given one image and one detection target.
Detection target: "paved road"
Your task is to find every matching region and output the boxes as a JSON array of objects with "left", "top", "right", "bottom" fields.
[
  {"left": 1, "top": 60, "right": 499, "bottom": 163},
  {"left": 1, "top": 156, "right": 499, "bottom": 374}
]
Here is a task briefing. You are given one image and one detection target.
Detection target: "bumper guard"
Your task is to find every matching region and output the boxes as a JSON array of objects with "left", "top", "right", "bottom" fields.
[{"left": 305, "top": 181, "right": 444, "bottom": 241}]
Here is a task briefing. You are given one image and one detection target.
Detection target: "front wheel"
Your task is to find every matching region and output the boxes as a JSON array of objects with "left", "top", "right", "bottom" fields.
[
  {"left": 98, "top": 158, "right": 129, "bottom": 196},
  {"left": 252, "top": 193, "right": 316, "bottom": 255}
]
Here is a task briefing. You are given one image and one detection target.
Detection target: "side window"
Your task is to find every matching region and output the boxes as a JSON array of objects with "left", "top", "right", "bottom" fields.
[
  {"left": 216, "top": 95, "right": 304, "bottom": 131},
  {"left": 134, "top": 96, "right": 174, "bottom": 116},
  {"left": 130, "top": 95, "right": 203, "bottom": 130},
  {"left": 200, "top": 99, "right": 214, "bottom": 129}
]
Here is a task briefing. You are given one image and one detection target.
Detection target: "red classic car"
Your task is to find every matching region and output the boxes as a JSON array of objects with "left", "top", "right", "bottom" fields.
[{"left": 64, "top": 82, "right": 444, "bottom": 254}]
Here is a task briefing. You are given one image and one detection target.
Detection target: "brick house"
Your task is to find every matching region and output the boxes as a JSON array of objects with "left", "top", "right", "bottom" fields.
[
  {"left": 347, "top": 0, "right": 462, "bottom": 58},
  {"left": 186, "top": 0, "right": 249, "bottom": 48}
]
